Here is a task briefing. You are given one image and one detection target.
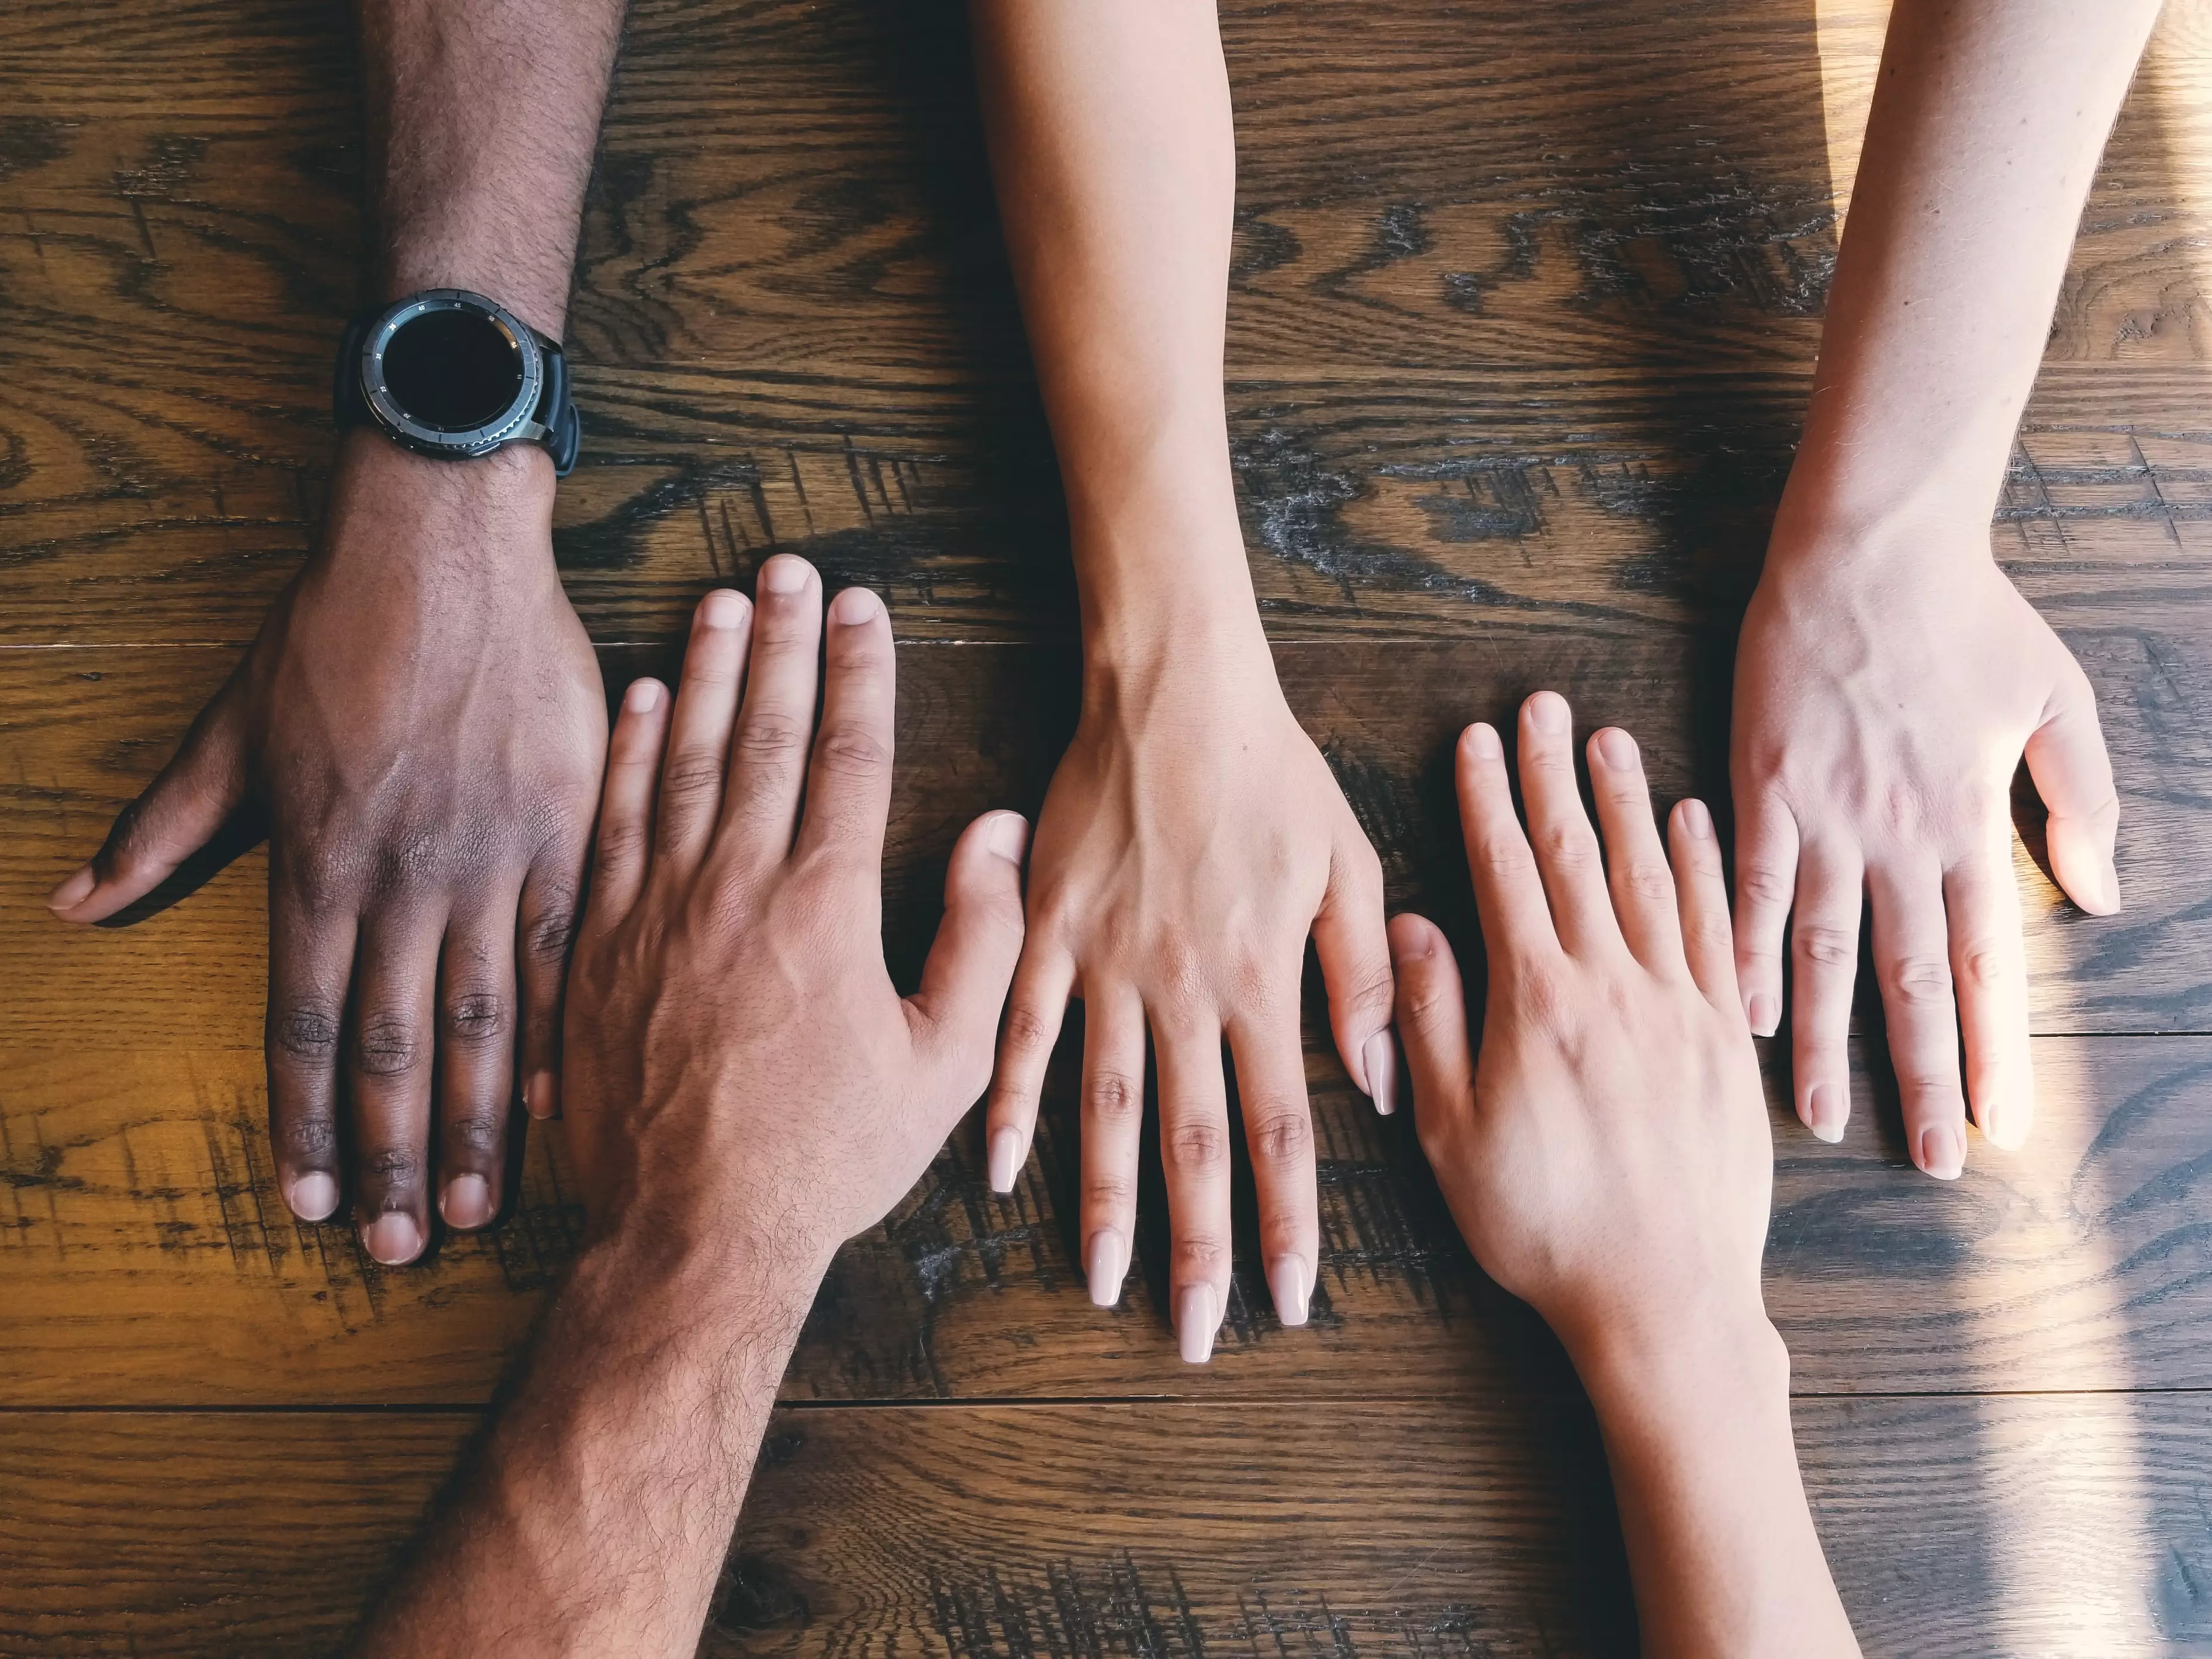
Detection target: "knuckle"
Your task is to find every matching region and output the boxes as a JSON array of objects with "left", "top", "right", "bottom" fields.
[
  {"left": 354, "top": 1014, "right": 424, "bottom": 1078},
  {"left": 1083, "top": 1172, "right": 1134, "bottom": 1211},
  {"left": 1475, "top": 839, "right": 1537, "bottom": 880},
  {"left": 1738, "top": 865, "right": 1794, "bottom": 910},
  {"left": 275, "top": 1112, "right": 336, "bottom": 1162},
  {"left": 1164, "top": 1119, "right": 1229, "bottom": 1176},
  {"left": 444, "top": 991, "right": 508, "bottom": 1045},
  {"left": 1400, "top": 975, "right": 1465, "bottom": 1038},
  {"left": 657, "top": 749, "right": 725, "bottom": 805},
  {"left": 1536, "top": 823, "right": 1597, "bottom": 869},
  {"left": 595, "top": 818, "right": 651, "bottom": 867},
  {"left": 1246, "top": 1106, "right": 1312, "bottom": 1168},
  {"left": 524, "top": 886, "right": 582, "bottom": 964},
  {"left": 812, "top": 723, "right": 892, "bottom": 779},
  {"left": 1001, "top": 1003, "right": 1059, "bottom": 1062},
  {"left": 360, "top": 1146, "right": 422, "bottom": 1190},
  {"left": 735, "top": 716, "right": 810, "bottom": 772},
  {"left": 1956, "top": 939, "right": 2011, "bottom": 993},
  {"left": 448, "top": 1110, "right": 506, "bottom": 1155},
  {"left": 1885, "top": 952, "right": 1954, "bottom": 1007},
  {"left": 1622, "top": 860, "right": 1675, "bottom": 904},
  {"left": 1084, "top": 1070, "right": 1144, "bottom": 1127},
  {"left": 1335, "top": 961, "right": 1398, "bottom": 1019},
  {"left": 1512, "top": 969, "right": 1575, "bottom": 1041},
  {"left": 1172, "top": 1238, "right": 1231, "bottom": 1279},
  {"left": 272, "top": 1005, "right": 341, "bottom": 1063},
  {"left": 1795, "top": 924, "right": 1858, "bottom": 970}
]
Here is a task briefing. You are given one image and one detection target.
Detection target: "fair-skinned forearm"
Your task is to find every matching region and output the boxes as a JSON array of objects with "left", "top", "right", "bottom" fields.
[
  {"left": 349, "top": 1232, "right": 823, "bottom": 1657},
  {"left": 1782, "top": 0, "right": 2161, "bottom": 548}
]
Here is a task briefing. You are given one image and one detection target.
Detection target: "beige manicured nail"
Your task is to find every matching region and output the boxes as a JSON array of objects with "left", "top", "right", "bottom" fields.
[
  {"left": 441, "top": 1174, "right": 494, "bottom": 1230},
  {"left": 1268, "top": 1255, "right": 1310, "bottom": 1328},
  {"left": 288, "top": 1171, "right": 338, "bottom": 1222},
  {"left": 1363, "top": 1031, "right": 1398, "bottom": 1116},
  {"left": 987, "top": 1126, "right": 1023, "bottom": 1194},
  {"left": 47, "top": 865, "right": 95, "bottom": 911},
  {"left": 363, "top": 1212, "right": 423, "bottom": 1266},
  {"left": 1919, "top": 1122, "right": 1965, "bottom": 1181},
  {"left": 1176, "top": 1284, "right": 1219, "bottom": 1364},
  {"left": 1086, "top": 1229, "right": 1127, "bottom": 1308}
]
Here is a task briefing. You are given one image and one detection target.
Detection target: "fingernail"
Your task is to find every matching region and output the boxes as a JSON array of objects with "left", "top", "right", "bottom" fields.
[
  {"left": 829, "top": 585, "right": 883, "bottom": 625},
  {"left": 1527, "top": 691, "right": 1569, "bottom": 732},
  {"left": 524, "top": 1072, "right": 558, "bottom": 1120},
  {"left": 623, "top": 678, "right": 662, "bottom": 713},
  {"left": 1747, "top": 992, "right": 1778, "bottom": 1036},
  {"left": 1595, "top": 727, "right": 1636, "bottom": 769},
  {"left": 362, "top": 1212, "right": 423, "bottom": 1266},
  {"left": 2093, "top": 864, "right": 2122, "bottom": 916},
  {"left": 441, "top": 1174, "right": 494, "bottom": 1230},
  {"left": 1176, "top": 1283, "right": 1219, "bottom": 1364},
  {"left": 1464, "top": 722, "right": 1502, "bottom": 759},
  {"left": 47, "top": 865, "right": 95, "bottom": 911},
  {"left": 287, "top": 1171, "right": 338, "bottom": 1222},
  {"left": 1805, "top": 1083, "right": 1846, "bottom": 1143},
  {"left": 1268, "top": 1255, "right": 1310, "bottom": 1327},
  {"left": 759, "top": 555, "right": 808, "bottom": 594},
  {"left": 1918, "top": 1122, "right": 1965, "bottom": 1181},
  {"left": 1678, "top": 798, "right": 1713, "bottom": 839},
  {"left": 1388, "top": 920, "right": 1435, "bottom": 966},
  {"left": 700, "top": 588, "right": 746, "bottom": 629},
  {"left": 1086, "top": 1229, "right": 1127, "bottom": 1308},
  {"left": 987, "top": 1126, "right": 1024, "bottom": 1194},
  {"left": 986, "top": 811, "right": 1029, "bottom": 863},
  {"left": 1363, "top": 1031, "right": 1398, "bottom": 1115}
]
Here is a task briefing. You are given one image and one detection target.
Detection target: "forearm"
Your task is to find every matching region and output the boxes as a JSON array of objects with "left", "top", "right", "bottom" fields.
[
  {"left": 351, "top": 1234, "right": 821, "bottom": 1658},
  {"left": 1574, "top": 1312, "right": 1857, "bottom": 1659},
  {"left": 1788, "top": 0, "right": 2160, "bottom": 545},
  {"left": 357, "top": 0, "right": 626, "bottom": 338},
  {"left": 970, "top": 0, "right": 1259, "bottom": 661}
]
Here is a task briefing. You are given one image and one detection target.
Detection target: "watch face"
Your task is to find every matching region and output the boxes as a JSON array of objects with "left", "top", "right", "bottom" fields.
[
  {"left": 382, "top": 307, "right": 526, "bottom": 432},
  {"left": 361, "top": 290, "right": 545, "bottom": 455}
]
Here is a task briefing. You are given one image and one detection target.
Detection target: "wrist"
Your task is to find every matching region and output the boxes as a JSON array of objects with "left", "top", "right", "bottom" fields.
[
  {"left": 322, "top": 428, "right": 559, "bottom": 572},
  {"left": 569, "top": 1217, "right": 827, "bottom": 1373},
  {"left": 1565, "top": 1291, "right": 1789, "bottom": 1439},
  {"left": 1766, "top": 426, "right": 2006, "bottom": 579}
]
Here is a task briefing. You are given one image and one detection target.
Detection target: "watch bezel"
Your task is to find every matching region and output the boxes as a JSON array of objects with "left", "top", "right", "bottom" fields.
[{"left": 359, "top": 288, "right": 546, "bottom": 458}]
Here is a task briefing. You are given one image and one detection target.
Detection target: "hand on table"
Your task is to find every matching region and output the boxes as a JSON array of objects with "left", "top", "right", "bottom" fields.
[
  {"left": 48, "top": 433, "right": 606, "bottom": 1260},
  {"left": 984, "top": 628, "right": 1394, "bottom": 1361},
  {"left": 561, "top": 556, "right": 1029, "bottom": 1263},
  {"left": 1731, "top": 533, "right": 2120, "bottom": 1174}
]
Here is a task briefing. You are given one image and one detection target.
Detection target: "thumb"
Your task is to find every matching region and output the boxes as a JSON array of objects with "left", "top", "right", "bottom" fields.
[
  {"left": 1386, "top": 913, "right": 1474, "bottom": 1138},
  {"left": 2024, "top": 659, "right": 2120, "bottom": 916},
  {"left": 50, "top": 671, "right": 250, "bottom": 924},
  {"left": 907, "top": 810, "right": 1030, "bottom": 1100}
]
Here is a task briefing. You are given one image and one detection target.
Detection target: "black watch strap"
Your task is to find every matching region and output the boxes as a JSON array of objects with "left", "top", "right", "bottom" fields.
[{"left": 333, "top": 306, "right": 580, "bottom": 478}]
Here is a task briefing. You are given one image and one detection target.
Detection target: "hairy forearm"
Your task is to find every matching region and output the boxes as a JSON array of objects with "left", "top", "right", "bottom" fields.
[
  {"left": 1574, "top": 1312, "right": 1858, "bottom": 1659},
  {"left": 971, "top": 0, "right": 1259, "bottom": 657},
  {"left": 1788, "top": 0, "right": 2160, "bottom": 544},
  {"left": 351, "top": 1236, "right": 821, "bottom": 1658},
  {"left": 356, "top": 0, "right": 627, "bottom": 338}
]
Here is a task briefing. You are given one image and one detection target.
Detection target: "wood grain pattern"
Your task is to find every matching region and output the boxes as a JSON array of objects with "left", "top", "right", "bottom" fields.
[{"left": 8, "top": 1395, "right": 2210, "bottom": 1657}]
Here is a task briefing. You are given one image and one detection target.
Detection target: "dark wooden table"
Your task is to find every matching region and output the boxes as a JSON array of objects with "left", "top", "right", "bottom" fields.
[{"left": 5, "top": 0, "right": 2212, "bottom": 1652}]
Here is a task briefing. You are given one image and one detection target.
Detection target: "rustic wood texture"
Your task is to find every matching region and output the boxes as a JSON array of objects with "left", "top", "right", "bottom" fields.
[{"left": 6, "top": 0, "right": 2212, "bottom": 1650}]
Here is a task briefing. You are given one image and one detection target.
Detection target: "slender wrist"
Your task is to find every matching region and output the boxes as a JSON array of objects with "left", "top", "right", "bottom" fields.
[{"left": 1565, "top": 1293, "right": 1789, "bottom": 1439}]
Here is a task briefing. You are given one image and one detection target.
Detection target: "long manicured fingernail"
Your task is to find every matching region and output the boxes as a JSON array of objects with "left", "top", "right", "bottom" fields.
[
  {"left": 524, "top": 1072, "right": 558, "bottom": 1120},
  {"left": 986, "top": 811, "right": 1029, "bottom": 863},
  {"left": 1746, "top": 992, "right": 1778, "bottom": 1036},
  {"left": 700, "top": 588, "right": 747, "bottom": 628},
  {"left": 1363, "top": 1031, "right": 1398, "bottom": 1116},
  {"left": 1176, "top": 1284, "right": 1219, "bottom": 1364},
  {"left": 759, "top": 554, "right": 808, "bottom": 593},
  {"left": 287, "top": 1171, "right": 338, "bottom": 1222},
  {"left": 1918, "top": 1123, "right": 1965, "bottom": 1181},
  {"left": 441, "top": 1174, "right": 494, "bottom": 1230},
  {"left": 363, "top": 1212, "right": 423, "bottom": 1266},
  {"left": 1527, "top": 690, "right": 1569, "bottom": 732},
  {"left": 1086, "top": 1229, "right": 1127, "bottom": 1308},
  {"left": 1595, "top": 727, "right": 1636, "bottom": 769},
  {"left": 1804, "top": 1083, "right": 1846, "bottom": 1143},
  {"left": 1268, "top": 1255, "right": 1310, "bottom": 1328},
  {"left": 47, "top": 865, "right": 95, "bottom": 911},
  {"left": 987, "top": 1126, "right": 1023, "bottom": 1194},
  {"left": 1678, "top": 798, "right": 1713, "bottom": 838}
]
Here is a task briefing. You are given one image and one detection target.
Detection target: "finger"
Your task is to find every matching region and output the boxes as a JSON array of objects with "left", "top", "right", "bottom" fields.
[
  {"left": 1788, "top": 841, "right": 1864, "bottom": 1146},
  {"left": 584, "top": 677, "right": 672, "bottom": 934},
  {"left": 347, "top": 908, "right": 445, "bottom": 1264},
  {"left": 1868, "top": 860, "right": 1968, "bottom": 1180},
  {"left": 1947, "top": 829, "right": 2034, "bottom": 1151},
  {"left": 265, "top": 877, "right": 355, "bottom": 1224},
  {"left": 1586, "top": 727, "right": 1684, "bottom": 974},
  {"left": 1516, "top": 692, "right": 1619, "bottom": 957},
  {"left": 908, "top": 811, "right": 1031, "bottom": 1110},
  {"left": 720, "top": 553, "right": 824, "bottom": 875},
  {"left": 793, "top": 586, "right": 896, "bottom": 869},
  {"left": 1154, "top": 1012, "right": 1232, "bottom": 1365},
  {"left": 655, "top": 589, "right": 754, "bottom": 872},
  {"left": 516, "top": 846, "right": 586, "bottom": 1124},
  {"left": 983, "top": 928, "right": 1073, "bottom": 1196},
  {"left": 1666, "top": 800, "right": 1739, "bottom": 1007},
  {"left": 1313, "top": 823, "right": 1397, "bottom": 1115},
  {"left": 1226, "top": 995, "right": 1318, "bottom": 1329},
  {"left": 1456, "top": 721, "right": 1557, "bottom": 966},
  {"left": 2024, "top": 661, "right": 2120, "bottom": 915},
  {"left": 1731, "top": 788, "right": 1800, "bottom": 1038},
  {"left": 1387, "top": 914, "right": 1473, "bottom": 1136},
  {"left": 49, "top": 669, "right": 248, "bottom": 922},
  {"left": 1076, "top": 985, "right": 1146, "bottom": 1309},
  {"left": 435, "top": 904, "right": 518, "bottom": 1231}
]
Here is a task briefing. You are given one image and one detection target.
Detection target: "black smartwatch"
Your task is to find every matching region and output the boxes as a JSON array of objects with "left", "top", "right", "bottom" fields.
[{"left": 333, "top": 288, "right": 580, "bottom": 475}]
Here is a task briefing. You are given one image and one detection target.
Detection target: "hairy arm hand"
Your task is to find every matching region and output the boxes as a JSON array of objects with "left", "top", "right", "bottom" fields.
[
  {"left": 970, "top": 0, "right": 1392, "bottom": 1360},
  {"left": 1394, "top": 693, "right": 1858, "bottom": 1658},
  {"left": 47, "top": 0, "right": 628, "bottom": 1258},
  {"left": 352, "top": 558, "right": 1027, "bottom": 1654},
  {"left": 1733, "top": 0, "right": 2158, "bottom": 1173}
]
